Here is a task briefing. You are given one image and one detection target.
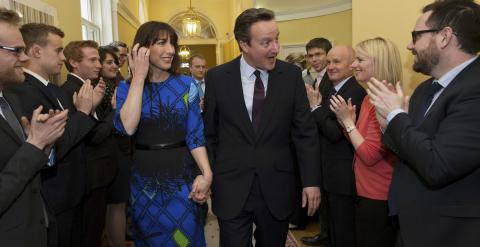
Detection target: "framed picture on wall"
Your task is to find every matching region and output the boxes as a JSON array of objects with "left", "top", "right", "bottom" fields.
[{"left": 279, "top": 43, "right": 306, "bottom": 61}]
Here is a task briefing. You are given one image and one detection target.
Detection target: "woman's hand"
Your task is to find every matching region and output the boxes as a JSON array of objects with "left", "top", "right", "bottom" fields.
[
  {"left": 330, "top": 95, "right": 356, "bottom": 127},
  {"left": 189, "top": 174, "right": 212, "bottom": 204},
  {"left": 129, "top": 43, "right": 150, "bottom": 84}
]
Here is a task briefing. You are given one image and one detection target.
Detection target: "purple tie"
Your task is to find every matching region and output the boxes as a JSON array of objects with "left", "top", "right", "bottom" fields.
[{"left": 252, "top": 70, "right": 265, "bottom": 131}]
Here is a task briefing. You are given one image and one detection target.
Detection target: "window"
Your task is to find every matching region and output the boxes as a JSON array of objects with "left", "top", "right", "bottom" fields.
[
  {"left": 80, "top": 0, "right": 113, "bottom": 44},
  {"left": 80, "top": 0, "right": 101, "bottom": 42}
]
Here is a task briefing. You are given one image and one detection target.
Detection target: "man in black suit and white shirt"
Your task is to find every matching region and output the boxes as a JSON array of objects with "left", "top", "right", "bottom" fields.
[
  {"left": 368, "top": 1, "right": 480, "bottom": 246},
  {"left": 204, "top": 8, "right": 321, "bottom": 246},
  {"left": 0, "top": 8, "right": 68, "bottom": 247},
  {"left": 8, "top": 23, "right": 98, "bottom": 247},
  {"left": 306, "top": 45, "right": 366, "bottom": 247}
]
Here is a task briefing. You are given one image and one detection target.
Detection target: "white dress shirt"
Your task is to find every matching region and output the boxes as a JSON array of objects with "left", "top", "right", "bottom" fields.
[{"left": 240, "top": 55, "right": 269, "bottom": 121}]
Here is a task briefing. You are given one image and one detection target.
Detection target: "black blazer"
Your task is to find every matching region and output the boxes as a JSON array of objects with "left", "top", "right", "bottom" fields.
[
  {"left": 8, "top": 72, "right": 96, "bottom": 214},
  {"left": 0, "top": 91, "right": 48, "bottom": 246},
  {"left": 204, "top": 57, "right": 321, "bottom": 220},
  {"left": 61, "top": 74, "right": 117, "bottom": 191},
  {"left": 384, "top": 57, "right": 480, "bottom": 246},
  {"left": 311, "top": 76, "right": 366, "bottom": 195}
]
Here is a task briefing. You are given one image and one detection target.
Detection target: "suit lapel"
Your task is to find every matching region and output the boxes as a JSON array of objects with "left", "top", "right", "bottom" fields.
[
  {"left": 1, "top": 92, "right": 24, "bottom": 144},
  {"left": 227, "top": 58, "right": 256, "bottom": 141},
  {"left": 25, "top": 73, "right": 62, "bottom": 109}
]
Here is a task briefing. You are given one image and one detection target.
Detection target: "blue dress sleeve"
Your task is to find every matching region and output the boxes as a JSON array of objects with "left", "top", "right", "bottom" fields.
[
  {"left": 185, "top": 77, "right": 205, "bottom": 150},
  {"left": 113, "top": 81, "right": 133, "bottom": 136}
]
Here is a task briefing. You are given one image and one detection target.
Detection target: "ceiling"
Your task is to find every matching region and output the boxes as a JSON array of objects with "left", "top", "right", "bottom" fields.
[{"left": 254, "top": 0, "right": 351, "bottom": 21}]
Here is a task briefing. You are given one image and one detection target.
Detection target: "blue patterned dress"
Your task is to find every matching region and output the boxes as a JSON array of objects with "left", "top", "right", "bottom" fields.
[{"left": 114, "top": 74, "right": 206, "bottom": 247}]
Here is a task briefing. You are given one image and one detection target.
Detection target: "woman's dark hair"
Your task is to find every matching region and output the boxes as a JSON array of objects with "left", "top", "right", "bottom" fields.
[
  {"left": 99, "top": 45, "right": 119, "bottom": 66},
  {"left": 132, "top": 21, "right": 180, "bottom": 75}
]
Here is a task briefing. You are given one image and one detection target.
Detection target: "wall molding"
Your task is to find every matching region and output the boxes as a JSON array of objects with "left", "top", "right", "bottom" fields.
[
  {"left": 276, "top": 2, "right": 351, "bottom": 21},
  {"left": 116, "top": 0, "right": 140, "bottom": 29}
]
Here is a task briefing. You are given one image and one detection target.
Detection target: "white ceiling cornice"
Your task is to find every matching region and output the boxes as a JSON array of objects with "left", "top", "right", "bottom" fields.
[
  {"left": 276, "top": 2, "right": 351, "bottom": 21},
  {"left": 254, "top": 0, "right": 351, "bottom": 21}
]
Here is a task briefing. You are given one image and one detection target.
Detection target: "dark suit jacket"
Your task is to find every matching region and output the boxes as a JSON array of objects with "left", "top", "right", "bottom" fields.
[
  {"left": 0, "top": 91, "right": 48, "bottom": 246},
  {"left": 204, "top": 57, "right": 321, "bottom": 220},
  {"left": 384, "top": 57, "right": 480, "bottom": 246},
  {"left": 311, "top": 76, "right": 366, "bottom": 195},
  {"left": 8, "top": 72, "right": 96, "bottom": 214},
  {"left": 61, "top": 74, "right": 117, "bottom": 191}
]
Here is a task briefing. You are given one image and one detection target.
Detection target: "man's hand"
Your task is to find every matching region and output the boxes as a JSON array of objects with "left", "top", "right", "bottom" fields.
[
  {"left": 73, "top": 80, "right": 94, "bottom": 115},
  {"left": 189, "top": 174, "right": 212, "bottom": 204},
  {"left": 199, "top": 97, "right": 205, "bottom": 111},
  {"left": 302, "top": 186, "right": 321, "bottom": 216},
  {"left": 24, "top": 106, "right": 68, "bottom": 150},
  {"left": 305, "top": 81, "right": 322, "bottom": 108},
  {"left": 111, "top": 87, "right": 117, "bottom": 109},
  {"left": 92, "top": 78, "right": 106, "bottom": 108},
  {"left": 367, "top": 77, "right": 404, "bottom": 119}
]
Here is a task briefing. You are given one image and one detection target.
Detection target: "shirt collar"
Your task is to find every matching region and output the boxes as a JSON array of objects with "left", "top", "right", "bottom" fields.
[
  {"left": 436, "top": 56, "right": 478, "bottom": 88},
  {"left": 69, "top": 73, "right": 86, "bottom": 84},
  {"left": 334, "top": 76, "right": 352, "bottom": 92},
  {"left": 240, "top": 55, "right": 268, "bottom": 79},
  {"left": 23, "top": 68, "right": 50, "bottom": 86},
  {"left": 317, "top": 68, "right": 326, "bottom": 78}
]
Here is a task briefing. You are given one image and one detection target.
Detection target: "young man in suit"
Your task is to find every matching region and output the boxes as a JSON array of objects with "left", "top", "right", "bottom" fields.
[
  {"left": 306, "top": 45, "right": 366, "bottom": 247},
  {"left": 301, "top": 37, "right": 333, "bottom": 247},
  {"left": 189, "top": 54, "right": 207, "bottom": 110},
  {"left": 0, "top": 8, "right": 68, "bottom": 247},
  {"left": 8, "top": 23, "right": 98, "bottom": 247},
  {"left": 204, "top": 8, "right": 321, "bottom": 246},
  {"left": 62, "top": 41, "right": 118, "bottom": 247},
  {"left": 368, "top": 1, "right": 480, "bottom": 246}
]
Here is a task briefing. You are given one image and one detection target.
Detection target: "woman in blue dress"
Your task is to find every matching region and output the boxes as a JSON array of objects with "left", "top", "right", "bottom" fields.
[{"left": 113, "top": 21, "right": 212, "bottom": 246}]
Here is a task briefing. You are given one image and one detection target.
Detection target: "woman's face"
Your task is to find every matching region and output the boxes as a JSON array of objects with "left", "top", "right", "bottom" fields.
[
  {"left": 149, "top": 35, "right": 175, "bottom": 71},
  {"left": 101, "top": 53, "right": 119, "bottom": 79},
  {"left": 351, "top": 52, "right": 374, "bottom": 83}
]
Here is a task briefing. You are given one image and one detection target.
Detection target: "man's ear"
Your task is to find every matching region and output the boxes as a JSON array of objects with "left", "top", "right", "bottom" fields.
[
  {"left": 238, "top": 40, "right": 249, "bottom": 53},
  {"left": 439, "top": 27, "right": 454, "bottom": 49},
  {"left": 28, "top": 44, "right": 42, "bottom": 58},
  {"left": 68, "top": 59, "right": 78, "bottom": 71}
]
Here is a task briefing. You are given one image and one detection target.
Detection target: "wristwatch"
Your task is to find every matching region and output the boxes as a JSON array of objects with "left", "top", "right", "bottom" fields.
[{"left": 345, "top": 126, "right": 356, "bottom": 133}]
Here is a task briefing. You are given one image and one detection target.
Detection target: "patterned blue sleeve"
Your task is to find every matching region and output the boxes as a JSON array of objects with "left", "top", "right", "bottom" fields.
[
  {"left": 113, "top": 81, "right": 133, "bottom": 136},
  {"left": 185, "top": 77, "right": 205, "bottom": 150}
]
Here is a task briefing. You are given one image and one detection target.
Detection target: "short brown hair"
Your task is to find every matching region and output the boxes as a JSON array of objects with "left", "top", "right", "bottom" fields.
[
  {"left": 234, "top": 8, "right": 275, "bottom": 51},
  {"left": 188, "top": 54, "right": 205, "bottom": 67},
  {"left": 63, "top": 40, "right": 98, "bottom": 72},
  {"left": 20, "top": 23, "right": 64, "bottom": 53},
  {"left": 0, "top": 8, "right": 20, "bottom": 26}
]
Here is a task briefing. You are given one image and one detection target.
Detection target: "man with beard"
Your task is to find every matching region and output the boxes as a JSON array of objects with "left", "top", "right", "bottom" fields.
[
  {"left": 367, "top": 0, "right": 480, "bottom": 246},
  {"left": 0, "top": 8, "right": 68, "bottom": 246},
  {"left": 204, "top": 8, "right": 321, "bottom": 246}
]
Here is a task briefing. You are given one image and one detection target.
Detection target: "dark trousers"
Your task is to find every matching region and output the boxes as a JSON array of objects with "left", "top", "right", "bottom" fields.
[
  {"left": 326, "top": 192, "right": 356, "bottom": 247},
  {"left": 47, "top": 205, "right": 83, "bottom": 247},
  {"left": 218, "top": 176, "right": 289, "bottom": 247},
  {"left": 355, "top": 196, "right": 396, "bottom": 247},
  {"left": 82, "top": 187, "right": 108, "bottom": 247},
  {"left": 318, "top": 187, "right": 330, "bottom": 240}
]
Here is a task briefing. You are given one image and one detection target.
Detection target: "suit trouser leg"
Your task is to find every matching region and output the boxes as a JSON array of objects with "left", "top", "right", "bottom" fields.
[
  {"left": 326, "top": 192, "right": 356, "bottom": 247},
  {"left": 318, "top": 186, "right": 330, "bottom": 240},
  {"left": 218, "top": 176, "right": 289, "bottom": 247},
  {"left": 82, "top": 187, "right": 108, "bottom": 247},
  {"left": 47, "top": 204, "right": 82, "bottom": 247},
  {"left": 355, "top": 196, "right": 396, "bottom": 247}
]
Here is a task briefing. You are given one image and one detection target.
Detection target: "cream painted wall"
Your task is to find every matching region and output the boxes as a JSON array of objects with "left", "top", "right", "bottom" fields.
[
  {"left": 278, "top": 10, "right": 352, "bottom": 47},
  {"left": 119, "top": 0, "right": 140, "bottom": 20},
  {"left": 352, "top": 0, "right": 431, "bottom": 94}
]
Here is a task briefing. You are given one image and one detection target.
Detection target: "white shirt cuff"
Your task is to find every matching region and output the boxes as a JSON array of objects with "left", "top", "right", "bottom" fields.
[
  {"left": 386, "top": 109, "right": 406, "bottom": 123},
  {"left": 310, "top": 105, "right": 321, "bottom": 112}
]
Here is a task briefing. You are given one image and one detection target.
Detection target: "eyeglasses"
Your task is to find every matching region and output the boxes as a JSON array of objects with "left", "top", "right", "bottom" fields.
[
  {"left": 0, "top": 45, "right": 25, "bottom": 56},
  {"left": 411, "top": 29, "right": 441, "bottom": 44}
]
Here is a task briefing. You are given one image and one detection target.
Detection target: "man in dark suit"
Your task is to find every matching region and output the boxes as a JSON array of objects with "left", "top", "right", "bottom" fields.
[
  {"left": 204, "top": 8, "right": 321, "bottom": 246},
  {"left": 306, "top": 45, "right": 366, "bottom": 247},
  {"left": 368, "top": 1, "right": 480, "bottom": 246},
  {"left": 301, "top": 37, "right": 333, "bottom": 246},
  {"left": 0, "top": 8, "right": 68, "bottom": 246},
  {"left": 62, "top": 40, "right": 116, "bottom": 247},
  {"left": 8, "top": 23, "right": 98, "bottom": 247}
]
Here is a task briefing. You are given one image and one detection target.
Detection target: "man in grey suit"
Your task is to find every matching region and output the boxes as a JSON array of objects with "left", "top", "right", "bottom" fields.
[
  {"left": 368, "top": 1, "right": 480, "bottom": 246},
  {"left": 0, "top": 8, "right": 67, "bottom": 246}
]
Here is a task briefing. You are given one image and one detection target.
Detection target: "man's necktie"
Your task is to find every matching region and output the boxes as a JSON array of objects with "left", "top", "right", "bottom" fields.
[
  {"left": 0, "top": 97, "right": 25, "bottom": 141},
  {"left": 252, "top": 70, "right": 265, "bottom": 131},
  {"left": 413, "top": 81, "right": 443, "bottom": 125},
  {"left": 196, "top": 80, "right": 204, "bottom": 98}
]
